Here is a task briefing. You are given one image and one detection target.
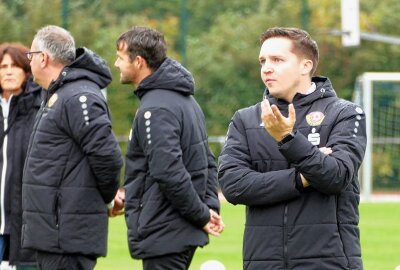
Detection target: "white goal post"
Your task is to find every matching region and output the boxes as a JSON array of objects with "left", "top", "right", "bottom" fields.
[{"left": 353, "top": 72, "right": 400, "bottom": 202}]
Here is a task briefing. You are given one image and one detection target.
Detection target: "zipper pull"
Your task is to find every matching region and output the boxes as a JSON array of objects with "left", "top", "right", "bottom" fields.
[{"left": 320, "top": 88, "right": 326, "bottom": 97}]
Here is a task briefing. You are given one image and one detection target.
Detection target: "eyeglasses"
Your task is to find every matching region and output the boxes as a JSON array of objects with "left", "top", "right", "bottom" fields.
[{"left": 25, "top": 51, "right": 43, "bottom": 61}]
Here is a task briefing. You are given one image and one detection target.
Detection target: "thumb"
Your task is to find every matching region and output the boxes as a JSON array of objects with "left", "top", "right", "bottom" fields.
[{"left": 288, "top": 104, "right": 296, "bottom": 123}]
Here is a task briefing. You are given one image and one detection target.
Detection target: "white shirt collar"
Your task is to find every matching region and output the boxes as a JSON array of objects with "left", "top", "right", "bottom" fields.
[
  {"left": 1, "top": 94, "right": 13, "bottom": 118},
  {"left": 306, "top": 82, "right": 316, "bottom": 95}
]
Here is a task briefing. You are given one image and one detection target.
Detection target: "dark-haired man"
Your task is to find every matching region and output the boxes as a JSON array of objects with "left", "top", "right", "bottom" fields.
[{"left": 113, "top": 26, "right": 224, "bottom": 270}]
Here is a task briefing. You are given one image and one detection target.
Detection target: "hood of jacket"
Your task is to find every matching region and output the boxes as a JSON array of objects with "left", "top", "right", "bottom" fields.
[
  {"left": 267, "top": 76, "right": 337, "bottom": 110},
  {"left": 48, "top": 47, "right": 112, "bottom": 94},
  {"left": 135, "top": 57, "right": 195, "bottom": 99},
  {"left": 24, "top": 76, "right": 42, "bottom": 95}
]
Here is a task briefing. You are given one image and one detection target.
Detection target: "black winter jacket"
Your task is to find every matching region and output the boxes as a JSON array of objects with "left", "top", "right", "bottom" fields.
[
  {"left": 22, "top": 48, "right": 123, "bottom": 257},
  {"left": 0, "top": 79, "right": 42, "bottom": 266},
  {"left": 124, "top": 57, "right": 220, "bottom": 259},
  {"left": 219, "top": 77, "right": 366, "bottom": 270}
]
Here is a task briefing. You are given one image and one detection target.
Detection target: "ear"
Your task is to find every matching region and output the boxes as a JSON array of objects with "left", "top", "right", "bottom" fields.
[
  {"left": 301, "top": 59, "right": 313, "bottom": 75},
  {"left": 40, "top": 52, "right": 48, "bottom": 69},
  {"left": 135, "top": 55, "right": 148, "bottom": 69}
]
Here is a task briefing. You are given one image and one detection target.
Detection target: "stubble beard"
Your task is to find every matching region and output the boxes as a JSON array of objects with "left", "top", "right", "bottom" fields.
[{"left": 119, "top": 75, "right": 133, "bottom": 85}]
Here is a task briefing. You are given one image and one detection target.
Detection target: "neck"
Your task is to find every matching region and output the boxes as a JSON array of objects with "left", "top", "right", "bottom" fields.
[
  {"left": 43, "top": 65, "right": 66, "bottom": 90},
  {"left": 286, "top": 78, "right": 312, "bottom": 103},
  {"left": 298, "top": 79, "right": 313, "bottom": 95},
  {"left": 2, "top": 89, "right": 22, "bottom": 101},
  {"left": 136, "top": 68, "right": 153, "bottom": 86}
]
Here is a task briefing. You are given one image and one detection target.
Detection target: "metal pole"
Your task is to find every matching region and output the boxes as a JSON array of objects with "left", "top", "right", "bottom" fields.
[
  {"left": 179, "top": 0, "right": 188, "bottom": 66},
  {"left": 301, "top": 0, "right": 310, "bottom": 31},
  {"left": 362, "top": 75, "right": 372, "bottom": 202},
  {"left": 62, "top": 0, "right": 69, "bottom": 29}
]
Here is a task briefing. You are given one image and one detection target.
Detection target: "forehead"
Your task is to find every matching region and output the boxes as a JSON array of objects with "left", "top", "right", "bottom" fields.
[
  {"left": 117, "top": 41, "right": 128, "bottom": 53},
  {"left": 1, "top": 54, "right": 14, "bottom": 63},
  {"left": 30, "top": 38, "right": 38, "bottom": 50},
  {"left": 259, "top": 37, "right": 294, "bottom": 57}
]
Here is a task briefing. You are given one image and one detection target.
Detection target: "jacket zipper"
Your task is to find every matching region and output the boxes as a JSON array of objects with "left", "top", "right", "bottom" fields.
[
  {"left": 283, "top": 204, "right": 288, "bottom": 269},
  {"left": 54, "top": 193, "right": 61, "bottom": 229},
  {"left": 25, "top": 101, "right": 46, "bottom": 159},
  {"left": 0, "top": 117, "right": 8, "bottom": 234}
]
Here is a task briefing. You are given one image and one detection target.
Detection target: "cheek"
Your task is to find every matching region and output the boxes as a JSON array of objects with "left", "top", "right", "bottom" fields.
[
  {"left": 260, "top": 69, "right": 266, "bottom": 79},
  {"left": 16, "top": 72, "right": 27, "bottom": 86}
]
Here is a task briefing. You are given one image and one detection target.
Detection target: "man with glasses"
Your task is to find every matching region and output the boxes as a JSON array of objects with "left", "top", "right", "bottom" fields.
[
  {"left": 25, "top": 51, "right": 42, "bottom": 61},
  {"left": 21, "top": 25, "right": 123, "bottom": 270}
]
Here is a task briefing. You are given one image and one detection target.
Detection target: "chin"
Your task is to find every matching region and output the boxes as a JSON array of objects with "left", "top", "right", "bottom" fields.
[{"left": 120, "top": 79, "right": 132, "bottom": 85}]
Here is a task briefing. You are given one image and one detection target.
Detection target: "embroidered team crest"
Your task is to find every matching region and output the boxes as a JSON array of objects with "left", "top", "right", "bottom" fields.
[
  {"left": 306, "top": 111, "right": 325, "bottom": 126},
  {"left": 48, "top": 93, "right": 58, "bottom": 107}
]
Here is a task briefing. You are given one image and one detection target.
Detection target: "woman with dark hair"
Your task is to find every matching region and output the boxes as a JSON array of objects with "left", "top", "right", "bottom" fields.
[{"left": 0, "top": 43, "right": 42, "bottom": 270}]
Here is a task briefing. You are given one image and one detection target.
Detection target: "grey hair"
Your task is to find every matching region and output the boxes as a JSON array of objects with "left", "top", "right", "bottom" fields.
[{"left": 34, "top": 25, "right": 76, "bottom": 65}]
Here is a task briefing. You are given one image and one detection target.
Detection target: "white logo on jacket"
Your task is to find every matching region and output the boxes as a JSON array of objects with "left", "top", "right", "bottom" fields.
[{"left": 308, "top": 128, "right": 320, "bottom": 146}]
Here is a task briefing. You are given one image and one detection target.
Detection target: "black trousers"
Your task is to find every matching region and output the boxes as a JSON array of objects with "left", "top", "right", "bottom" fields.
[
  {"left": 36, "top": 251, "right": 97, "bottom": 270},
  {"left": 142, "top": 247, "right": 197, "bottom": 270}
]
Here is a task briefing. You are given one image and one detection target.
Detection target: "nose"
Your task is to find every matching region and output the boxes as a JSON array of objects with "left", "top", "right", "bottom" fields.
[
  {"left": 261, "top": 62, "right": 273, "bottom": 74},
  {"left": 5, "top": 65, "right": 14, "bottom": 73}
]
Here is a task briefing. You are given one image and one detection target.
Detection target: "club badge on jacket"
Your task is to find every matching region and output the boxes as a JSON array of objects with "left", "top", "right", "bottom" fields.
[{"left": 306, "top": 111, "right": 325, "bottom": 146}]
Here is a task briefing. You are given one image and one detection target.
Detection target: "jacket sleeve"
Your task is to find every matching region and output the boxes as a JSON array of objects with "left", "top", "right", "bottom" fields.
[
  {"left": 218, "top": 111, "right": 301, "bottom": 206},
  {"left": 63, "top": 93, "right": 123, "bottom": 203},
  {"left": 204, "top": 145, "right": 220, "bottom": 213},
  {"left": 280, "top": 103, "right": 366, "bottom": 195},
  {"left": 137, "top": 107, "right": 210, "bottom": 228}
]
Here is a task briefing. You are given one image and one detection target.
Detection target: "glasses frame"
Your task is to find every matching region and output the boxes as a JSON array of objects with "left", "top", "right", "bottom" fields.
[{"left": 26, "top": 51, "right": 43, "bottom": 61}]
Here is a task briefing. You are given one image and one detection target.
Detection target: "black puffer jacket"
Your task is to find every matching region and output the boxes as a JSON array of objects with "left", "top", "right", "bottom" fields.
[
  {"left": 22, "top": 48, "right": 123, "bottom": 257},
  {"left": 124, "top": 57, "right": 220, "bottom": 259},
  {"left": 0, "top": 79, "right": 42, "bottom": 266},
  {"left": 219, "top": 77, "right": 366, "bottom": 270}
]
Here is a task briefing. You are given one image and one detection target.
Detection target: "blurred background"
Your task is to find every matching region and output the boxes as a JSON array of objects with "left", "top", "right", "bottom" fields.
[
  {"left": 1, "top": 0, "right": 399, "bottom": 268},
  {"left": 1, "top": 0, "right": 398, "bottom": 138}
]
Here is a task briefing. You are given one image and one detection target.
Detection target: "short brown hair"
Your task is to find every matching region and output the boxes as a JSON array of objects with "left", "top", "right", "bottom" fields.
[
  {"left": 116, "top": 26, "right": 167, "bottom": 71},
  {"left": 260, "top": 27, "right": 319, "bottom": 76},
  {"left": 0, "top": 43, "right": 31, "bottom": 92}
]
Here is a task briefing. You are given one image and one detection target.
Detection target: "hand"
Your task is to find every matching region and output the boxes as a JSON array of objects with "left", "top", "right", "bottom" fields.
[
  {"left": 300, "top": 173, "right": 310, "bottom": 188},
  {"left": 261, "top": 99, "right": 296, "bottom": 141},
  {"left": 319, "top": 147, "right": 332, "bottom": 155},
  {"left": 203, "top": 209, "right": 225, "bottom": 237},
  {"left": 108, "top": 188, "right": 125, "bottom": 217}
]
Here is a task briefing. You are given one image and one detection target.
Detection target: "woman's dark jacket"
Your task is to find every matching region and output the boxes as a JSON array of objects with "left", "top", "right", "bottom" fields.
[
  {"left": 0, "top": 79, "right": 41, "bottom": 266},
  {"left": 219, "top": 77, "right": 366, "bottom": 270},
  {"left": 124, "top": 57, "right": 220, "bottom": 259},
  {"left": 21, "top": 48, "right": 123, "bottom": 257}
]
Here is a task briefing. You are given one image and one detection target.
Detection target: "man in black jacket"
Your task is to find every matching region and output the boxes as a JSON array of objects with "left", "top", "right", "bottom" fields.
[
  {"left": 112, "top": 26, "right": 224, "bottom": 270},
  {"left": 219, "top": 27, "right": 367, "bottom": 269},
  {"left": 22, "top": 25, "right": 123, "bottom": 270}
]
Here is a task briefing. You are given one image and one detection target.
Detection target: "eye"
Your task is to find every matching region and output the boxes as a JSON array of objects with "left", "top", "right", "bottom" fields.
[
  {"left": 259, "top": 59, "right": 265, "bottom": 66},
  {"left": 272, "top": 57, "right": 283, "bottom": 63}
]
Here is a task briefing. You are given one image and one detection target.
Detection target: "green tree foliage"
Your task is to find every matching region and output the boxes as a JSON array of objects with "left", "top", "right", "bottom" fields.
[{"left": 0, "top": 0, "right": 399, "bottom": 138}]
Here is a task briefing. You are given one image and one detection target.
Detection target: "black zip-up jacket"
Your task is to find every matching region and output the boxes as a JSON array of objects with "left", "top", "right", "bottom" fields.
[
  {"left": 0, "top": 79, "right": 42, "bottom": 266},
  {"left": 22, "top": 48, "right": 123, "bottom": 257},
  {"left": 124, "top": 57, "right": 220, "bottom": 259},
  {"left": 219, "top": 77, "right": 366, "bottom": 270}
]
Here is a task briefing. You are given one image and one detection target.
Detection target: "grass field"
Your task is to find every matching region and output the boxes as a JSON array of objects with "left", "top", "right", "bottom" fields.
[{"left": 96, "top": 202, "right": 400, "bottom": 270}]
